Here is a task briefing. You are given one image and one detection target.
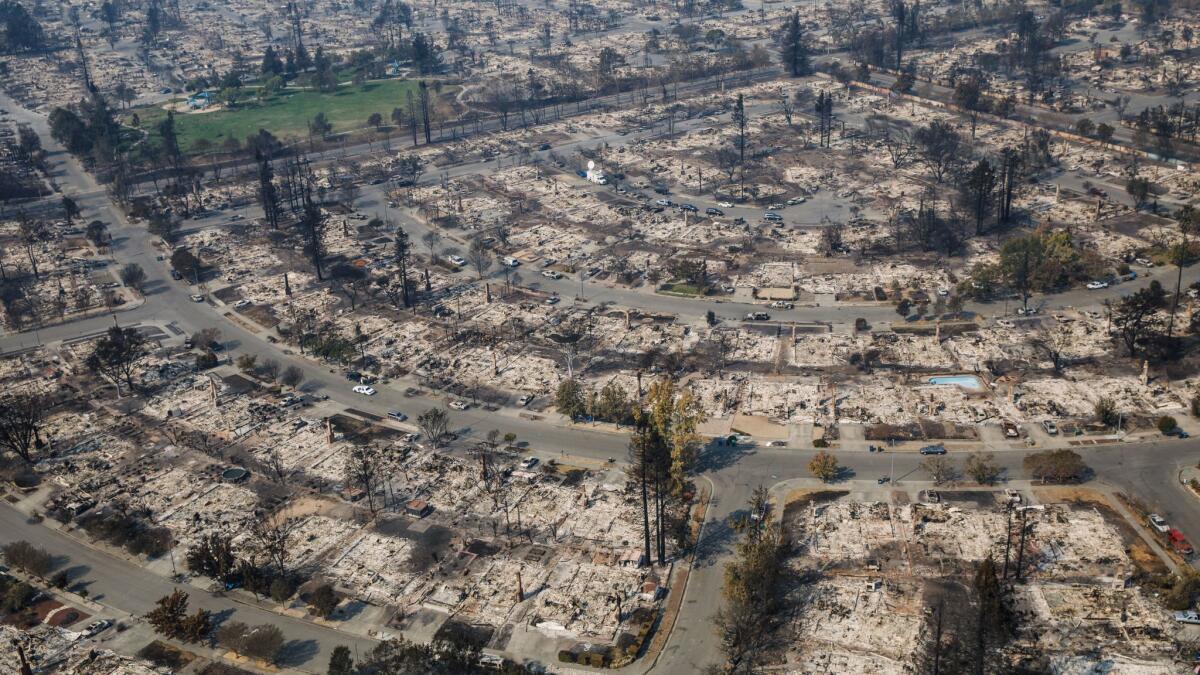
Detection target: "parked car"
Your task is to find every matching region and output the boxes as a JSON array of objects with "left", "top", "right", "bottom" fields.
[
  {"left": 1001, "top": 421, "right": 1019, "bottom": 438},
  {"left": 541, "top": 270, "right": 562, "bottom": 280},
  {"left": 1168, "top": 528, "right": 1194, "bottom": 555},
  {"left": 84, "top": 619, "right": 112, "bottom": 637},
  {"left": 1175, "top": 610, "right": 1200, "bottom": 624},
  {"left": 679, "top": 203, "right": 698, "bottom": 212},
  {"left": 387, "top": 410, "right": 408, "bottom": 422},
  {"left": 517, "top": 394, "right": 532, "bottom": 406},
  {"left": 521, "top": 457, "right": 539, "bottom": 470},
  {"left": 352, "top": 385, "right": 376, "bottom": 396},
  {"left": 919, "top": 444, "right": 947, "bottom": 455},
  {"left": 544, "top": 296, "right": 560, "bottom": 305},
  {"left": 718, "top": 201, "right": 734, "bottom": 208},
  {"left": 745, "top": 311, "right": 770, "bottom": 321},
  {"left": 1086, "top": 280, "right": 1109, "bottom": 290},
  {"left": 770, "top": 300, "right": 794, "bottom": 309},
  {"left": 233, "top": 299, "right": 251, "bottom": 309},
  {"left": 449, "top": 400, "right": 469, "bottom": 410},
  {"left": 654, "top": 198, "right": 672, "bottom": 207},
  {"left": 1004, "top": 488, "right": 1022, "bottom": 504},
  {"left": 189, "top": 294, "right": 205, "bottom": 302},
  {"left": 768, "top": 203, "right": 785, "bottom": 210},
  {"left": 1149, "top": 513, "right": 1170, "bottom": 533},
  {"left": 448, "top": 255, "right": 467, "bottom": 266},
  {"left": 1042, "top": 420, "right": 1058, "bottom": 435},
  {"left": 705, "top": 207, "right": 725, "bottom": 216},
  {"left": 170, "top": 269, "right": 183, "bottom": 280},
  {"left": 787, "top": 197, "right": 806, "bottom": 205},
  {"left": 763, "top": 212, "right": 783, "bottom": 222}
]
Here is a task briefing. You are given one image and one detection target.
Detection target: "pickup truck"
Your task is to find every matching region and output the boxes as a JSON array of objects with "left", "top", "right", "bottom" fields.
[
  {"left": 1168, "top": 528, "right": 1194, "bottom": 555},
  {"left": 1175, "top": 610, "right": 1200, "bottom": 624}
]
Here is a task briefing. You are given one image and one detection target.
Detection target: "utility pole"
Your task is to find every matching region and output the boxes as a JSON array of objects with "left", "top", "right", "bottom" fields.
[
  {"left": 1002, "top": 506, "right": 1013, "bottom": 579},
  {"left": 1015, "top": 507, "right": 1030, "bottom": 580}
]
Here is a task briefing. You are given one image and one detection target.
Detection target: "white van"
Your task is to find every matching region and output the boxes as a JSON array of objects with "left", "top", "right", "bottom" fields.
[{"left": 503, "top": 256, "right": 520, "bottom": 267}]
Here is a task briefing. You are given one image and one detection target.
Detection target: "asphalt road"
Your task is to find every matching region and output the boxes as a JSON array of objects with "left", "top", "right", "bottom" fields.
[{"left": 0, "top": 504, "right": 377, "bottom": 669}]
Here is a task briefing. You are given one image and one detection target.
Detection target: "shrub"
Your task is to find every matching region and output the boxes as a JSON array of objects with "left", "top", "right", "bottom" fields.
[
  {"left": 1024, "top": 449, "right": 1088, "bottom": 484},
  {"left": 1158, "top": 416, "right": 1179, "bottom": 434},
  {"left": 1164, "top": 572, "right": 1200, "bottom": 610},
  {"left": 309, "top": 584, "right": 338, "bottom": 618},
  {"left": 217, "top": 621, "right": 282, "bottom": 660},
  {"left": 269, "top": 577, "right": 293, "bottom": 603},
  {"left": 195, "top": 351, "right": 219, "bottom": 370},
  {"left": 813, "top": 438, "right": 828, "bottom": 448},
  {"left": 1, "top": 580, "right": 35, "bottom": 613},
  {"left": 1191, "top": 395, "right": 1200, "bottom": 418}
]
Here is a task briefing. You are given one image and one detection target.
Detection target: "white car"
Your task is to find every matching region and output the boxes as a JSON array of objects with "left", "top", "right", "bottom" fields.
[
  {"left": 1149, "top": 513, "right": 1169, "bottom": 533},
  {"left": 1086, "top": 280, "right": 1108, "bottom": 290},
  {"left": 541, "top": 270, "right": 562, "bottom": 280},
  {"left": 449, "top": 400, "right": 469, "bottom": 410},
  {"left": 1042, "top": 420, "right": 1058, "bottom": 435},
  {"left": 233, "top": 299, "right": 251, "bottom": 309},
  {"left": 352, "top": 385, "right": 376, "bottom": 396},
  {"left": 769, "top": 301, "right": 794, "bottom": 309},
  {"left": 786, "top": 197, "right": 806, "bottom": 205},
  {"left": 545, "top": 296, "right": 560, "bottom": 305},
  {"left": 996, "top": 319, "right": 1015, "bottom": 328},
  {"left": 718, "top": 201, "right": 734, "bottom": 208},
  {"left": 448, "top": 255, "right": 467, "bottom": 266},
  {"left": 84, "top": 619, "right": 112, "bottom": 637},
  {"left": 189, "top": 294, "right": 205, "bottom": 302},
  {"left": 1175, "top": 610, "right": 1200, "bottom": 624}
]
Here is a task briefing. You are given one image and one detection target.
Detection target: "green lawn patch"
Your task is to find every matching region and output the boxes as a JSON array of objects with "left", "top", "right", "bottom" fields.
[
  {"left": 657, "top": 283, "right": 706, "bottom": 297},
  {"left": 130, "top": 79, "right": 422, "bottom": 154}
]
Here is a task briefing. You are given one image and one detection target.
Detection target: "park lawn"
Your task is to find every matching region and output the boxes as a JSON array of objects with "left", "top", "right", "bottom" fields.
[{"left": 131, "top": 79, "right": 422, "bottom": 154}]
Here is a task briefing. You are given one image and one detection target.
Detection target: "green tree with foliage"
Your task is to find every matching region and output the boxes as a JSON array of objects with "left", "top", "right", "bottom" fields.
[
  {"left": 556, "top": 378, "right": 586, "bottom": 419},
  {"left": 146, "top": 589, "right": 190, "bottom": 639},
  {"left": 780, "top": 12, "right": 811, "bottom": 77}
]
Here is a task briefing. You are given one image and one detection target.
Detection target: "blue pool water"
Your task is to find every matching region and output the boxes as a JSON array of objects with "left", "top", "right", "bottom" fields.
[{"left": 928, "top": 375, "right": 985, "bottom": 392}]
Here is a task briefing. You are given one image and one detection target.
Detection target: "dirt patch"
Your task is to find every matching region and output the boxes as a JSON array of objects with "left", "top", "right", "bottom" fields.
[
  {"left": 935, "top": 491, "right": 999, "bottom": 508},
  {"left": 138, "top": 641, "right": 197, "bottom": 670},
  {"left": 240, "top": 304, "right": 279, "bottom": 328},
  {"left": 271, "top": 495, "right": 351, "bottom": 522},
  {"left": 782, "top": 489, "right": 848, "bottom": 535}
]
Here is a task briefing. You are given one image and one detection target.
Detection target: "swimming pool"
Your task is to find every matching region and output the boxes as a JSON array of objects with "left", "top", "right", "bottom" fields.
[{"left": 927, "top": 375, "right": 986, "bottom": 392}]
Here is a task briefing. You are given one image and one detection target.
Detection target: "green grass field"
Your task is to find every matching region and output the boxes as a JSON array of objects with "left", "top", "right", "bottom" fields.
[{"left": 132, "top": 79, "right": 421, "bottom": 154}]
